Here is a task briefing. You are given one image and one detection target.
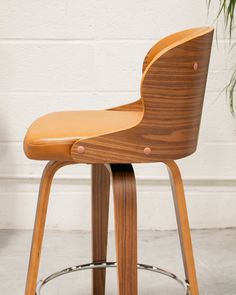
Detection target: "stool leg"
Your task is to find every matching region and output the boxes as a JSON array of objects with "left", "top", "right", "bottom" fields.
[
  {"left": 109, "top": 164, "right": 138, "bottom": 295},
  {"left": 92, "top": 164, "right": 110, "bottom": 295},
  {"left": 164, "top": 160, "right": 199, "bottom": 295},
  {"left": 24, "top": 161, "right": 72, "bottom": 295}
]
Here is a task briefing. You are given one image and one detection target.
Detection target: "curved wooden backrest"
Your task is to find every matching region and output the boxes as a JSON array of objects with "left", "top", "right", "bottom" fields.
[
  {"left": 142, "top": 27, "right": 210, "bottom": 72},
  {"left": 140, "top": 27, "right": 214, "bottom": 156},
  {"left": 71, "top": 27, "right": 214, "bottom": 164}
]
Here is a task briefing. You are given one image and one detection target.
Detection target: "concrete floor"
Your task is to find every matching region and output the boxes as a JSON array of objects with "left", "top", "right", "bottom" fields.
[{"left": 0, "top": 229, "right": 236, "bottom": 295}]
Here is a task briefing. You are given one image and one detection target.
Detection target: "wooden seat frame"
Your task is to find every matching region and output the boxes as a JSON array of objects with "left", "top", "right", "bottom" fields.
[{"left": 24, "top": 27, "right": 214, "bottom": 295}]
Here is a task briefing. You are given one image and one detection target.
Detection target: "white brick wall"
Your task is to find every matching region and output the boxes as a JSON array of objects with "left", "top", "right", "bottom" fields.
[{"left": 0, "top": 0, "right": 235, "bottom": 230}]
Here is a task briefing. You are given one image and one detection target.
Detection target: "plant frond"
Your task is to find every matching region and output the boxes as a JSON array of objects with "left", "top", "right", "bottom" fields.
[
  {"left": 225, "top": 67, "right": 236, "bottom": 116},
  {"left": 208, "top": 0, "right": 236, "bottom": 117}
]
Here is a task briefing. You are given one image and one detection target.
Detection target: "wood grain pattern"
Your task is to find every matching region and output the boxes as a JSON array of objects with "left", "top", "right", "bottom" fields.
[
  {"left": 107, "top": 164, "right": 138, "bottom": 295},
  {"left": 24, "top": 161, "right": 74, "bottom": 295},
  {"left": 109, "top": 98, "right": 143, "bottom": 112},
  {"left": 164, "top": 160, "right": 199, "bottom": 295},
  {"left": 142, "top": 27, "right": 209, "bottom": 73},
  {"left": 71, "top": 27, "right": 214, "bottom": 164},
  {"left": 91, "top": 164, "right": 110, "bottom": 295}
]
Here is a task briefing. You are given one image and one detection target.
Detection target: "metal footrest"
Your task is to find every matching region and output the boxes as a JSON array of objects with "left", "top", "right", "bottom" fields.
[{"left": 36, "top": 261, "right": 190, "bottom": 294}]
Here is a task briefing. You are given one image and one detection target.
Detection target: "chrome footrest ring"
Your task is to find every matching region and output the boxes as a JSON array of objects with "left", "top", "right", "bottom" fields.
[{"left": 36, "top": 261, "right": 190, "bottom": 294}]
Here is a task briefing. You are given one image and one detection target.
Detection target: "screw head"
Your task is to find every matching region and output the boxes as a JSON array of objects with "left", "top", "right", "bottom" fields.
[
  {"left": 77, "top": 145, "right": 85, "bottom": 154},
  {"left": 193, "top": 62, "right": 198, "bottom": 71},
  {"left": 144, "top": 147, "right": 151, "bottom": 155}
]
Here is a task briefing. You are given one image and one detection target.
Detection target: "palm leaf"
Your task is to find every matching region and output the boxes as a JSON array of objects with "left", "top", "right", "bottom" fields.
[
  {"left": 226, "top": 67, "right": 236, "bottom": 115},
  {"left": 207, "top": 0, "right": 236, "bottom": 116}
]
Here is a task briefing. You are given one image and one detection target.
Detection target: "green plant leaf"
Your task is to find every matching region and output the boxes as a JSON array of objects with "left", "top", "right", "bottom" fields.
[{"left": 208, "top": 0, "right": 236, "bottom": 117}]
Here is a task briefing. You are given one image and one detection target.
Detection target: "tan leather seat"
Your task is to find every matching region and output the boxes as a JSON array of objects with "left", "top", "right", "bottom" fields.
[{"left": 24, "top": 110, "right": 143, "bottom": 161}]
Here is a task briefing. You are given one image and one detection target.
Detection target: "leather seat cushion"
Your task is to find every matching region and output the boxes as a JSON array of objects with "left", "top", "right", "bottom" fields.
[{"left": 24, "top": 110, "right": 142, "bottom": 160}]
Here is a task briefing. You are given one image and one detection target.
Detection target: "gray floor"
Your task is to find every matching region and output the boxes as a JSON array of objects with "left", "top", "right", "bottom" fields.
[{"left": 0, "top": 229, "right": 236, "bottom": 295}]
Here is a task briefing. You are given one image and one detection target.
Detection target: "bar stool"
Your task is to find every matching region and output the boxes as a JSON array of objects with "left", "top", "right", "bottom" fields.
[{"left": 23, "top": 27, "right": 214, "bottom": 295}]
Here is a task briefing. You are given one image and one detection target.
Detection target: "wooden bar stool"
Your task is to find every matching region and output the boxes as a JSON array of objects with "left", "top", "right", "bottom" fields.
[{"left": 24, "top": 27, "right": 214, "bottom": 295}]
